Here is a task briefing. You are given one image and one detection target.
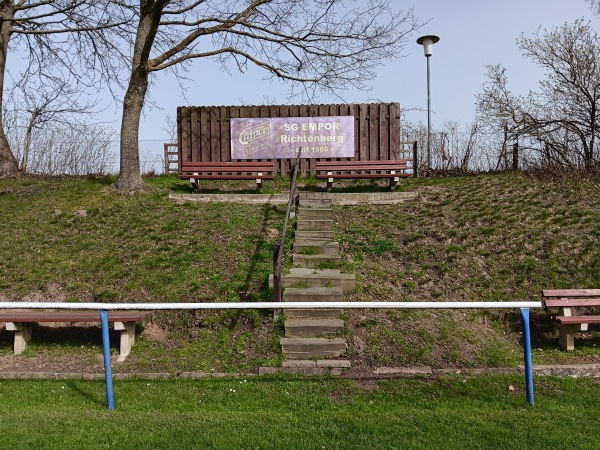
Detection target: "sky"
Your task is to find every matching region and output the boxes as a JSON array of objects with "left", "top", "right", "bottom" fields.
[
  {"left": 123, "top": 0, "right": 600, "bottom": 142},
  {"left": 9, "top": 0, "right": 595, "bottom": 150}
]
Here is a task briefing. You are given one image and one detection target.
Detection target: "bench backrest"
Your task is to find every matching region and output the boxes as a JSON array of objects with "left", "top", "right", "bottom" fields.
[
  {"left": 542, "top": 289, "right": 600, "bottom": 309},
  {"left": 315, "top": 160, "right": 408, "bottom": 171},
  {"left": 181, "top": 161, "right": 274, "bottom": 172}
]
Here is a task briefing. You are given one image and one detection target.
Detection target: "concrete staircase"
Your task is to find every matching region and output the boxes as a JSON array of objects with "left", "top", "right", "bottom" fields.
[{"left": 278, "top": 196, "right": 355, "bottom": 372}]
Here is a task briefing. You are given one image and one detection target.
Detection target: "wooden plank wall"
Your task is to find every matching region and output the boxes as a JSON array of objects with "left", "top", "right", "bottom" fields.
[{"left": 177, "top": 103, "right": 401, "bottom": 177}]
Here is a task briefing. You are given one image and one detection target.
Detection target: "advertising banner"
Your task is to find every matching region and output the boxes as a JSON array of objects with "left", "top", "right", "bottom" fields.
[{"left": 231, "top": 116, "right": 355, "bottom": 159}]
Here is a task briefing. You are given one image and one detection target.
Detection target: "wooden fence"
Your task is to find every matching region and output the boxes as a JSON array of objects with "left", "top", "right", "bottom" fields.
[{"left": 177, "top": 103, "right": 410, "bottom": 177}]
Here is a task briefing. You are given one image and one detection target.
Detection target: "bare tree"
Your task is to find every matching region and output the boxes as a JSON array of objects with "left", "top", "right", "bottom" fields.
[
  {"left": 476, "top": 20, "right": 600, "bottom": 169},
  {"left": 0, "top": 1, "right": 132, "bottom": 178},
  {"left": 24, "top": 123, "right": 114, "bottom": 175},
  {"left": 475, "top": 65, "right": 521, "bottom": 170},
  {"left": 115, "top": 0, "right": 423, "bottom": 192},
  {"left": 586, "top": 0, "right": 600, "bottom": 15},
  {"left": 438, "top": 120, "right": 480, "bottom": 172},
  {"left": 401, "top": 115, "right": 482, "bottom": 172},
  {"left": 9, "top": 78, "right": 99, "bottom": 173}
]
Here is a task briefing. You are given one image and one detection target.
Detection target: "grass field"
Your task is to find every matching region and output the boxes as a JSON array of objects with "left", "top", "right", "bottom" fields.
[{"left": 0, "top": 375, "right": 598, "bottom": 449}]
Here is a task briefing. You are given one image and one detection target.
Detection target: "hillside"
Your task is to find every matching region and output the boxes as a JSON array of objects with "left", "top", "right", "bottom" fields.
[{"left": 0, "top": 172, "right": 598, "bottom": 374}]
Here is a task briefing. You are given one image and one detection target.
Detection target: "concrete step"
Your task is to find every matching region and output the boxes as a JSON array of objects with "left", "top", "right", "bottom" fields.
[
  {"left": 285, "top": 318, "right": 344, "bottom": 337},
  {"left": 280, "top": 268, "right": 356, "bottom": 291},
  {"left": 299, "top": 198, "right": 333, "bottom": 209},
  {"left": 295, "top": 230, "right": 334, "bottom": 240},
  {"left": 293, "top": 241, "right": 340, "bottom": 255},
  {"left": 259, "top": 365, "right": 347, "bottom": 376},
  {"left": 283, "top": 288, "right": 343, "bottom": 318},
  {"left": 298, "top": 207, "right": 333, "bottom": 219},
  {"left": 296, "top": 219, "right": 334, "bottom": 232},
  {"left": 270, "top": 269, "right": 355, "bottom": 291},
  {"left": 283, "top": 287, "right": 344, "bottom": 302},
  {"left": 293, "top": 253, "right": 341, "bottom": 268},
  {"left": 280, "top": 337, "right": 347, "bottom": 358},
  {"left": 284, "top": 308, "right": 342, "bottom": 319},
  {"left": 282, "top": 360, "right": 351, "bottom": 369}
]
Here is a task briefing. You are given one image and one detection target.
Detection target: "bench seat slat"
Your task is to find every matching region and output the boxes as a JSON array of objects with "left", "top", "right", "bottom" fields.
[
  {"left": 317, "top": 173, "right": 411, "bottom": 179},
  {"left": 181, "top": 161, "right": 273, "bottom": 167},
  {"left": 0, "top": 311, "right": 149, "bottom": 323},
  {"left": 317, "top": 161, "right": 408, "bottom": 170},
  {"left": 316, "top": 167, "right": 408, "bottom": 173},
  {"left": 554, "top": 315, "right": 600, "bottom": 325},
  {"left": 181, "top": 163, "right": 273, "bottom": 170},
  {"left": 316, "top": 164, "right": 408, "bottom": 170},
  {"left": 181, "top": 174, "right": 274, "bottom": 180},
  {"left": 180, "top": 168, "right": 273, "bottom": 171},
  {"left": 543, "top": 289, "right": 600, "bottom": 297},
  {"left": 544, "top": 298, "right": 600, "bottom": 308},
  {"left": 316, "top": 163, "right": 407, "bottom": 172}
]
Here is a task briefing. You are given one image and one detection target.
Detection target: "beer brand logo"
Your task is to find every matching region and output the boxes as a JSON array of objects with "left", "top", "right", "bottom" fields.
[{"left": 238, "top": 122, "right": 271, "bottom": 145}]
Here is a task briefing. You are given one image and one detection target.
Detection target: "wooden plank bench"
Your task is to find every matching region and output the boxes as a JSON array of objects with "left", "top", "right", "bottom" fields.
[
  {"left": 542, "top": 289, "right": 600, "bottom": 351},
  {"left": 316, "top": 160, "right": 410, "bottom": 190},
  {"left": 179, "top": 161, "right": 275, "bottom": 189},
  {"left": 0, "top": 311, "right": 149, "bottom": 362}
]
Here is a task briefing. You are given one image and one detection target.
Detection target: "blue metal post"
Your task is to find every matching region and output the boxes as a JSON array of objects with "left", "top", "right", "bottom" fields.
[
  {"left": 520, "top": 308, "right": 534, "bottom": 406},
  {"left": 100, "top": 309, "right": 115, "bottom": 410}
]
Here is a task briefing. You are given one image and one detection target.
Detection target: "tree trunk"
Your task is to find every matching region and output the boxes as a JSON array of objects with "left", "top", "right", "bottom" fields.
[
  {"left": 0, "top": 2, "right": 20, "bottom": 178},
  {"left": 115, "top": 71, "right": 148, "bottom": 192},
  {"left": 20, "top": 113, "right": 36, "bottom": 173},
  {"left": 115, "top": 1, "right": 164, "bottom": 192},
  {"left": 0, "top": 123, "right": 18, "bottom": 178}
]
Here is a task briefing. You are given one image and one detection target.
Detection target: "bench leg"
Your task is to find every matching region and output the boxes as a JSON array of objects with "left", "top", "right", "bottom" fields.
[
  {"left": 559, "top": 324, "right": 587, "bottom": 351},
  {"left": 389, "top": 172, "right": 400, "bottom": 190},
  {"left": 256, "top": 174, "right": 263, "bottom": 190},
  {"left": 114, "top": 321, "right": 136, "bottom": 362},
  {"left": 6, "top": 322, "right": 33, "bottom": 354},
  {"left": 327, "top": 172, "right": 333, "bottom": 191},
  {"left": 189, "top": 172, "right": 199, "bottom": 190}
]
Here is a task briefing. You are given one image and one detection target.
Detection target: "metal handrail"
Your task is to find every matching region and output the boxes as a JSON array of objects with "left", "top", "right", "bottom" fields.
[
  {"left": 273, "top": 149, "right": 302, "bottom": 302},
  {"left": 0, "top": 301, "right": 542, "bottom": 310},
  {"left": 0, "top": 300, "right": 540, "bottom": 409}
]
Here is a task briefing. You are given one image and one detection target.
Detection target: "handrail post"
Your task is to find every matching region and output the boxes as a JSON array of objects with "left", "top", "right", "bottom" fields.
[
  {"left": 520, "top": 308, "right": 534, "bottom": 406},
  {"left": 100, "top": 309, "right": 115, "bottom": 410}
]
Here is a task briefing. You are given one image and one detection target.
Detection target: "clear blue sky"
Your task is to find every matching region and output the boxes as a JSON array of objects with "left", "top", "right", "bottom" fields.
[{"left": 99, "top": 1, "right": 600, "bottom": 140}]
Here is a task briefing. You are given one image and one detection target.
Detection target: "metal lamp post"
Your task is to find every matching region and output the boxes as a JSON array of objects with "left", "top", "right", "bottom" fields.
[{"left": 416, "top": 34, "right": 440, "bottom": 170}]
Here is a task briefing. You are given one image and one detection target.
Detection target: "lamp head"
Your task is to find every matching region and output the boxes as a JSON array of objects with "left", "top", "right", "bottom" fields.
[{"left": 416, "top": 35, "right": 440, "bottom": 57}]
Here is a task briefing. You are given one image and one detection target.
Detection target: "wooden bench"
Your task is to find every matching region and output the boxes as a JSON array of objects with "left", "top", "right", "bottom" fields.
[
  {"left": 0, "top": 311, "right": 149, "bottom": 361},
  {"left": 542, "top": 289, "right": 600, "bottom": 351},
  {"left": 315, "top": 160, "right": 410, "bottom": 190},
  {"left": 179, "top": 161, "right": 275, "bottom": 189}
]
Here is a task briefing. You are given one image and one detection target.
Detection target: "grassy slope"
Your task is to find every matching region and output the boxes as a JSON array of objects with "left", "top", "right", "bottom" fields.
[
  {"left": 336, "top": 173, "right": 600, "bottom": 369},
  {"left": 0, "top": 172, "right": 599, "bottom": 371}
]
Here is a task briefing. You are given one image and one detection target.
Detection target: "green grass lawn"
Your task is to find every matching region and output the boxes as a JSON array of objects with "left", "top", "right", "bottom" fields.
[{"left": 0, "top": 375, "right": 597, "bottom": 449}]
